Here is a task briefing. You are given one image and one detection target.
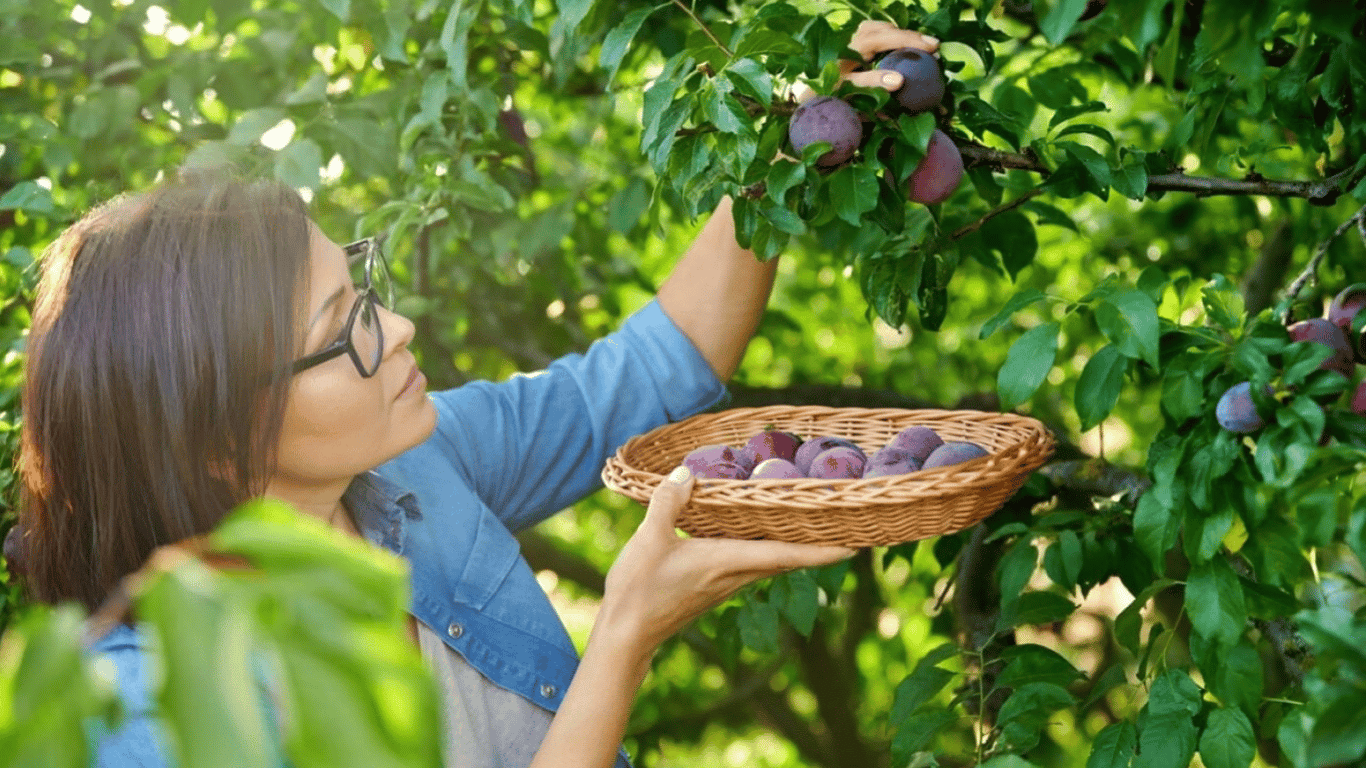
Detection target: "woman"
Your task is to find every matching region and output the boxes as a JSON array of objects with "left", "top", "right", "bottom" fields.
[{"left": 15, "top": 21, "right": 939, "bottom": 768}]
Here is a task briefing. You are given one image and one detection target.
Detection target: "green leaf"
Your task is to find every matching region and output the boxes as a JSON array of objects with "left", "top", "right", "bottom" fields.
[
  {"left": 1112, "top": 151, "right": 1149, "bottom": 200},
  {"left": 998, "top": 591, "right": 1078, "bottom": 631},
  {"left": 829, "top": 165, "right": 880, "bottom": 226},
  {"left": 701, "top": 80, "right": 746, "bottom": 135},
  {"left": 997, "top": 682, "right": 1075, "bottom": 752},
  {"left": 1136, "top": 710, "right": 1197, "bottom": 768},
  {"left": 599, "top": 4, "right": 663, "bottom": 88},
  {"left": 1040, "top": 0, "right": 1091, "bottom": 45},
  {"left": 765, "top": 160, "right": 805, "bottom": 203},
  {"left": 994, "top": 644, "right": 1084, "bottom": 691},
  {"left": 891, "top": 710, "right": 955, "bottom": 763},
  {"left": 1024, "top": 200, "right": 1079, "bottom": 232},
  {"left": 1076, "top": 344, "right": 1128, "bottom": 431},
  {"left": 737, "top": 597, "right": 780, "bottom": 654},
  {"left": 998, "top": 322, "right": 1060, "bottom": 411},
  {"left": 1114, "top": 578, "right": 1177, "bottom": 654},
  {"left": 1056, "top": 122, "right": 1116, "bottom": 146},
  {"left": 274, "top": 138, "right": 323, "bottom": 191},
  {"left": 998, "top": 536, "right": 1039, "bottom": 606},
  {"left": 890, "top": 665, "right": 955, "bottom": 726},
  {"left": 979, "top": 209, "right": 1039, "bottom": 280},
  {"left": 980, "top": 289, "right": 1048, "bottom": 339},
  {"left": 1185, "top": 557, "right": 1248, "bottom": 648},
  {"left": 778, "top": 570, "right": 819, "bottom": 637},
  {"left": 316, "top": 0, "right": 349, "bottom": 20},
  {"left": 1086, "top": 721, "right": 1137, "bottom": 768},
  {"left": 1096, "top": 290, "right": 1160, "bottom": 367},
  {"left": 1057, "top": 141, "right": 1113, "bottom": 188},
  {"left": 726, "top": 57, "right": 773, "bottom": 108},
  {"left": 1199, "top": 708, "right": 1255, "bottom": 768},
  {"left": 227, "top": 106, "right": 286, "bottom": 145},
  {"left": 0, "top": 181, "right": 54, "bottom": 213}
]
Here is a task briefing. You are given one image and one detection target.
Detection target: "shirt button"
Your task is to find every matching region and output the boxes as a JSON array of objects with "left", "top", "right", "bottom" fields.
[
  {"left": 447, "top": 623, "right": 464, "bottom": 639},
  {"left": 540, "top": 684, "right": 558, "bottom": 698}
]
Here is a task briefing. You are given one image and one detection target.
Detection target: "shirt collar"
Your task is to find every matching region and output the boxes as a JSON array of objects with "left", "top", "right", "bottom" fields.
[{"left": 343, "top": 470, "right": 419, "bottom": 554}]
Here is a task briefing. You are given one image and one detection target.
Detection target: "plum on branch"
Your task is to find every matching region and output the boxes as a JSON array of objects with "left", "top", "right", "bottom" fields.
[
  {"left": 874, "top": 47, "right": 945, "bottom": 115},
  {"left": 788, "top": 95, "right": 863, "bottom": 168}
]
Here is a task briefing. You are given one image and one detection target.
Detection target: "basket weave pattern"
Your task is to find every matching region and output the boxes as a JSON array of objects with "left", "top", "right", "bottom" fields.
[{"left": 601, "top": 406, "right": 1055, "bottom": 547}]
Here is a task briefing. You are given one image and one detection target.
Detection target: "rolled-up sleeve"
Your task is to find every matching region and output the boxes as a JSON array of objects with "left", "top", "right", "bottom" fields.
[{"left": 427, "top": 297, "right": 730, "bottom": 532}]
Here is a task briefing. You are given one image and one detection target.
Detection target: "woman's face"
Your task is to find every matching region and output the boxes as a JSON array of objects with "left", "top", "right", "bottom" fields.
[{"left": 268, "top": 225, "right": 438, "bottom": 491}]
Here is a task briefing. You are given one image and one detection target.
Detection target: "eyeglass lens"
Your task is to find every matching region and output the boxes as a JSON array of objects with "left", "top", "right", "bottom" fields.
[{"left": 348, "top": 241, "right": 389, "bottom": 376}]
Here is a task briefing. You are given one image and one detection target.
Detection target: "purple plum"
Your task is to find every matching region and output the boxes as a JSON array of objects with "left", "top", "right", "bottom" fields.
[
  {"left": 922, "top": 441, "right": 989, "bottom": 469},
  {"left": 807, "top": 447, "right": 867, "bottom": 480},
  {"left": 1328, "top": 283, "right": 1366, "bottom": 362},
  {"left": 744, "top": 430, "right": 804, "bottom": 463},
  {"left": 1216, "top": 381, "right": 1273, "bottom": 433},
  {"left": 907, "top": 129, "right": 963, "bottom": 205},
  {"left": 788, "top": 96, "right": 863, "bottom": 167},
  {"left": 886, "top": 426, "right": 944, "bottom": 464},
  {"left": 794, "top": 436, "right": 865, "bottom": 476},
  {"left": 874, "top": 48, "right": 945, "bottom": 115},
  {"left": 683, "top": 444, "right": 745, "bottom": 476},
  {"left": 733, "top": 446, "right": 760, "bottom": 474},
  {"left": 1288, "top": 318, "right": 1354, "bottom": 378},
  {"left": 749, "top": 458, "right": 804, "bottom": 479},
  {"left": 863, "top": 447, "right": 923, "bottom": 479},
  {"left": 694, "top": 460, "right": 750, "bottom": 480}
]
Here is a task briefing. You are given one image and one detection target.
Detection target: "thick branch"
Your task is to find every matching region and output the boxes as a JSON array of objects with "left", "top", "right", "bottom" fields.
[{"left": 1242, "top": 219, "right": 1296, "bottom": 316}]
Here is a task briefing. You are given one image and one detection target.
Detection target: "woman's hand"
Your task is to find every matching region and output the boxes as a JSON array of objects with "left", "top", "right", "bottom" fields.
[
  {"left": 795, "top": 20, "right": 941, "bottom": 102},
  {"left": 598, "top": 465, "right": 856, "bottom": 653}
]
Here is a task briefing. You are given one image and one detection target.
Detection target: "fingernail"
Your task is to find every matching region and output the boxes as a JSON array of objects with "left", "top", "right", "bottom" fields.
[
  {"left": 882, "top": 72, "right": 901, "bottom": 87},
  {"left": 668, "top": 465, "right": 692, "bottom": 484},
  {"left": 923, "top": 35, "right": 940, "bottom": 46}
]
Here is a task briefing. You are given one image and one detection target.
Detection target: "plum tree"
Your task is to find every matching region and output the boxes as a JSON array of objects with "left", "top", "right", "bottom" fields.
[
  {"left": 794, "top": 436, "right": 865, "bottom": 476},
  {"left": 862, "top": 447, "right": 922, "bottom": 478},
  {"left": 1216, "top": 381, "right": 1273, "bottom": 433},
  {"left": 744, "top": 430, "right": 803, "bottom": 463},
  {"left": 788, "top": 96, "right": 863, "bottom": 167},
  {"left": 906, "top": 129, "right": 964, "bottom": 205},
  {"left": 886, "top": 426, "right": 944, "bottom": 463},
  {"left": 749, "top": 458, "right": 804, "bottom": 479},
  {"left": 807, "top": 447, "right": 867, "bottom": 479},
  {"left": 874, "top": 47, "right": 945, "bottom": 115},
  {"left": 922, "top": 441, "right": 988, "bottom": 469},
  {"left": 1287, "top": 318, "right": 1354, "bottom": 377}
]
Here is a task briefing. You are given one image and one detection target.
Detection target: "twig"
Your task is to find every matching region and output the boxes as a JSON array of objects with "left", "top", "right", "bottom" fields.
[
  {"left": 950, "top": 189, "right": 1045, "bottom": 240},
  {"left": 671, "top": 0, "right": 734, "bottom": 59},
  {"left": 1286, "top": 203, "right": 1366, "bottom": 303}
]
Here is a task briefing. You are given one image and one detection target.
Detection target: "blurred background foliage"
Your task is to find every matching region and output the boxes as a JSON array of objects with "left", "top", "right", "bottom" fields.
[{"left": 2, "top": 0, "right": 1366, "bottom": 766}]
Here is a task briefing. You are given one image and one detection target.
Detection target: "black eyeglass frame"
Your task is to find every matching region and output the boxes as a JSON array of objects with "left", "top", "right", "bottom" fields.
[{"left": 289, "top": 235, "right": 392, "bottom": 379}]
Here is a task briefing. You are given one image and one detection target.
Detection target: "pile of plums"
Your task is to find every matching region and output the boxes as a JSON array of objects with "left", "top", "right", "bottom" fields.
[
  {"left": 1217, "top": 283, "right": 1366, "bottom": 434},
  {"left": 681, "top": 425, "right": 989, "bottom": 481},
  {"left": 786, "top": 47, "right": 963, "bottom": 205}
]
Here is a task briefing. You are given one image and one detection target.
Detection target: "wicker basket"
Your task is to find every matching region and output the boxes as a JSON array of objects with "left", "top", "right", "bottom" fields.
[{"left": 601, "top": 406, "right": 1055, "bottom": 548}]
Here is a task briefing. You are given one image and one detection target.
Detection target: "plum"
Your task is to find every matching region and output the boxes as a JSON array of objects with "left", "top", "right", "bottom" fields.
[
  {"left": 750, "top": 458, "right": 805, "bottom": 479},
  {"left": 683, "top": 444, "right": 747, "bottom": 476},
  {"left": 1327, "top": 283, "right": 1366, "bottom": 361},
  {"left": 886, "top": 426, "right": 944, "bottom": 464},
  {"left": 1287, "top": 318, "right": 1354, "bottom": 378},
  {"left": 733, "top": 446, "right": 760, "bottom": 474},
  {"left": 1353, "top": 379, "right": 1366, "bottom": 416},
  {"left": 694, "top": 460, "right": 750, "bottom": 480},
  {"left": 807, "top": 447, "right": 867, "bottom": 479},
  {"left": 907, "top": 129, "right": 964, "bottom": 205},
  {"left": 794, "top": 436, "right": 865, "bottom": 476},
  {"left": 875, "top": 48, "right": 945, "bottom": 115},
  {"left": 744, "top": 430, "right": 804, "bottom": 463},
  {"left": 788, "top": 96, "right": 863, "bottom": 167},
  {"left": 922, "top": 441, "right": 989, "bottom": 469},
  {"left": 1216, "top": 381, "right": 1273, "bottom": 433},
  {"left": 863, "top": 446, "right": 922, "bottom": 479}
]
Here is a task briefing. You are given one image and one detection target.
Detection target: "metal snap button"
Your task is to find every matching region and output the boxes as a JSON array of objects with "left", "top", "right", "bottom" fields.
[
  {"left": 447, "top": 623, "right": 464, "bottom": 639},
  {"left": 539, "top": 684, "right": 558, "bottom": 698}
]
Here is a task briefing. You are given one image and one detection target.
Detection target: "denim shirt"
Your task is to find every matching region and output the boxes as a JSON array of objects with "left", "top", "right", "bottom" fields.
[{"left": 88, "top": 297, "right": 731, "bottom": 767}]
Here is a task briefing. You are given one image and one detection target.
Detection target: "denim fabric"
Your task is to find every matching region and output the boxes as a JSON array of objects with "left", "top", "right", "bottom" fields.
[{"left": 87, "top": 297, "right": 731, "bottom": 767}]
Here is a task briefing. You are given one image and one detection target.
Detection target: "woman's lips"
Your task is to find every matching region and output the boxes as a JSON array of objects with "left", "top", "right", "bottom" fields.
[{"left": 399, "top": 364, "right": 424, "bottom": 398}]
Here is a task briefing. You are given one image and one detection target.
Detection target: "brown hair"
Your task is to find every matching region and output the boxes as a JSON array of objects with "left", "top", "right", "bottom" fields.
[{"left": 16, "top": 169, "right": 313, "bottom": 612}]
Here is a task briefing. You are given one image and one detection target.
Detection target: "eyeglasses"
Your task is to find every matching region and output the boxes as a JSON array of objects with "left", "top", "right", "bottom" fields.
[{"left": 290, "top": 235, "right": 393, "bottom": 379}]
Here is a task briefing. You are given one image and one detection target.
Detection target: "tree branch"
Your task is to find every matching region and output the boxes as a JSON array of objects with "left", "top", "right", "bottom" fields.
[
  {"left": 671, "top": 0, "right": 734, "bottom": 59},
  {"left": 950, "top": 189, "right": 1045, "bottom": 240},
  {"left": 1286, "top": 203, "right": 1366, "bottom": 304}
]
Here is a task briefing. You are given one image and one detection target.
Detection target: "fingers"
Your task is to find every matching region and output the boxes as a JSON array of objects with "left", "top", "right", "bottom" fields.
[
  {"left": 643, "top": 465, "right": 696, "bottom": 533},
  {"left": 850, "top": 20, "right": 940, "bottom": 60},
  {"left": 699, "top": 537, "right": 857, "bottom": 577},
  {"left": 845, "top": 69, "right": 905, "bottom": 92}
]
